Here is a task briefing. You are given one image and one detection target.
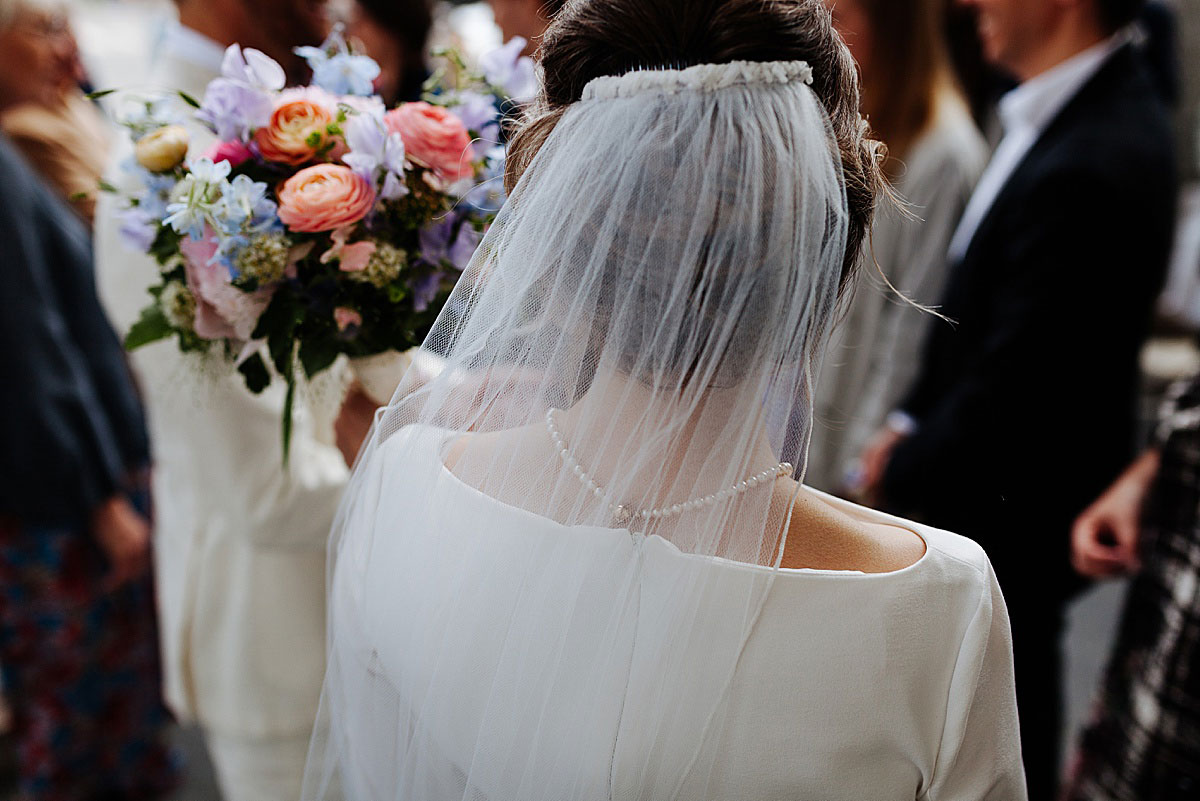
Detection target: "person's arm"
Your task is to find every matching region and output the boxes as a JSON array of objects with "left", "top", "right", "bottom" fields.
[
  {"left": 1071, "top": 447, "right": 1160, "bottom": 577},
  {"left": 0, "top": 144, "right": 128, "bottom": 524},
  {"left": 1071, "top": 372, "right": 1200, "bottom": 576},
  {"left": 919, "top": 561, "right": 1026, "bottom": 801}
]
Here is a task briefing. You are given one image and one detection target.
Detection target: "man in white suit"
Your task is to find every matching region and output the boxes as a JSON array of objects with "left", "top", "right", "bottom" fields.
[{"left": 93, "top": 2, "right": 349, "bottom": 799}]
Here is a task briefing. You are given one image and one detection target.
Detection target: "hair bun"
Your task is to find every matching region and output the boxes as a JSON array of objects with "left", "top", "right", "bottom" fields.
[{"left": 581, "top": 61, "right": 815, "bottom": 101}]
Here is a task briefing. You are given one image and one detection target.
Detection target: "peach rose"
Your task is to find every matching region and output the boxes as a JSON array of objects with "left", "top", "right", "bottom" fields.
[
  {"left": 385, "top": 102, "right": 474, "bottom": 182},
  {"left": 255, "top": 91, "right": 334, "bottom": 166},
  {"left": 277, "top": 164, "right": 376, "bottom": 233}
]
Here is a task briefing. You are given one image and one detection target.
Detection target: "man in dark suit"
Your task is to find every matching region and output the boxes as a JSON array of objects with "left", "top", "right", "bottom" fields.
[{"left": 859, "top": 0, "right": 1176, "bottom": 798}]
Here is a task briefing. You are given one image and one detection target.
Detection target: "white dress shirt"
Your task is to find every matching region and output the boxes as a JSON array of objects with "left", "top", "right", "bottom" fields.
[{"left": 946, "top": 30, "right": 1131, "bottom": 263}]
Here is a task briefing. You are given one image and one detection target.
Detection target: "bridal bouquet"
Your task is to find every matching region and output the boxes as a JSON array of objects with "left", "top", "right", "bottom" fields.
[{"left": 113, "top": 32, "right": 534, "bottom": 457}]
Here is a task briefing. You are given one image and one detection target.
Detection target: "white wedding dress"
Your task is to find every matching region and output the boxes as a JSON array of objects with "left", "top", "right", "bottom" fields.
[
  {"left": 327, "top": 425, "right": 1024, "bottom": 801},
  {"left": 304, "top": 57, "right": 1025, "bottom": 801}
]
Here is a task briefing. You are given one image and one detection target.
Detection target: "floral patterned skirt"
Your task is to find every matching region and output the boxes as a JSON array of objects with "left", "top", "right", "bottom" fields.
[{"left": 0, "top": 508, "right": 180, "bottom": 801}]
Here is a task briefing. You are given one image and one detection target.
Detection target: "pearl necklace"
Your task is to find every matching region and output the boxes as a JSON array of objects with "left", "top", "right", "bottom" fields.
[{"left": 545, "top": 409, "right": 793, "bottom": 528}]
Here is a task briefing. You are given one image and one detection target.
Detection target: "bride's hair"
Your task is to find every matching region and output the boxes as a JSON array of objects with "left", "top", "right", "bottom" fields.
[{"left": 506, "top": 0, "right": 886, "bottom": 293}]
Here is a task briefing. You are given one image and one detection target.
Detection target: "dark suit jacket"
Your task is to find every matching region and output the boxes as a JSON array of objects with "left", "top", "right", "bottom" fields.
[
  {"left": 0, "top": 133, "right": 149, "bottom": 526},
  {"left": 881, "top": 43, "right": 1177, "bottom": 590}
]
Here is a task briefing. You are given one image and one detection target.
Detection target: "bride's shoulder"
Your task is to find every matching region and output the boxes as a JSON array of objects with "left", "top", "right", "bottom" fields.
[
  {"left": 779, "top": 484, "right": 990, "bottom": 578},
  {"left": 440, "top": 424, "right": 551, "bottom": 474}
]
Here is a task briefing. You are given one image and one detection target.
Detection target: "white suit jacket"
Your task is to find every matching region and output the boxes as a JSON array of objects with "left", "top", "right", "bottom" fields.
[{"left": 94, "top": 31, "right": 349, "bottom": 739}]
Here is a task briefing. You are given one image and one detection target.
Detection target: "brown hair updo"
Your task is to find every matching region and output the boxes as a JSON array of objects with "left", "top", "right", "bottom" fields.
[{"left": 504, "top": 0, "right": 886, "bottom": 290}]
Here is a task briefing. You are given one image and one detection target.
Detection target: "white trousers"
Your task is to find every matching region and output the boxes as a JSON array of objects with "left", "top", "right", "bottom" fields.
[{"left": 205, "top": 730, "right": 311, "bottom": 801}]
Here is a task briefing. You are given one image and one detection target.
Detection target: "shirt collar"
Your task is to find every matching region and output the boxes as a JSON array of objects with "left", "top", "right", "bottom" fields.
[
  {"left": 157, "top": 23, "right": 228, "bottom": 76},
  {"left": 998, "top": 28, "right": 1130, "bottom": 136}
]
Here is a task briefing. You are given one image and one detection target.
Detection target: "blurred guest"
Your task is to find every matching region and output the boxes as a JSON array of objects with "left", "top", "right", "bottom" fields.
[
  {"left": 1063, "top": 374, "right": 1200, "bottom": 800},
  {"left": 93, "top": 3, "right": 353, "bottom": 801},
  {"left": 488, "top": 0, "right": 564, "bottom": 54},
  {"left": 859, "top": 0, "right": 1177, "bottom": 796},
  {"left": 808, "top": 0, "right": 987, "bottom": 494},
  {"left": 345, "top": 0, "right": 433, "bottom": 105},
  {"left": 0, "top": 0, "right": 179, "bottom": 798},
  {"left": 945, "top": 2, "right": 1011, "bottom": 127},
  {"left": 0, "top": 3, "right": 111, "bottom": 223}
]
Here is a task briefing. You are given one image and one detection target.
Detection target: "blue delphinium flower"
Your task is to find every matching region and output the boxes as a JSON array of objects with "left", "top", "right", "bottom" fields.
[
  {"left": 216, "top": 174, "right": 277, "bottom": 234},
  {"left": 296, "top": 30, "right": 380, "bottom": 97}
]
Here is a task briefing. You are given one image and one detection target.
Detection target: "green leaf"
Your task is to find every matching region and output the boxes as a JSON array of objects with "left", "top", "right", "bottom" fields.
[
  {"left": 148, "top": 225, "right": 182, "bottom": 266},
  {"left": 252, "top": 289, "right": 296, "bottom": 341},
  {"left": 178, "top": 90, "right": 201, "bottom": 109},
  {"left": 387, "top": 283, "right": 407, "bottom": 303},
  {"left": 237, "top": 353, "right": 271, "bottom": 393},
  {"left": 124, "top": 304, "right": 173, "bottom": 350},
  {"left": 268, "top": 331, "right": 295, "bottom": 377},
  {"left": 299, "top": 337, "right": 340, "bottom": 379},
  {"left": 306, "top": 130, "right": 322, "bottom": 148},
  {"left": 98, "top": 180, "right": 119, "bottom": 194},
  {"left": 85, "top": 88, "right": 116, "bottom": 100},
  {"left": 68, "top": 191, "right": 89, "bottom": 202}
]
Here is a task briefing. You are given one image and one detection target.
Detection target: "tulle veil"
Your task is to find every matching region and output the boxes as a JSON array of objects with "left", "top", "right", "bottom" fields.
[{"left": 302, "top": 59, "right": 850, "bottom": 800}]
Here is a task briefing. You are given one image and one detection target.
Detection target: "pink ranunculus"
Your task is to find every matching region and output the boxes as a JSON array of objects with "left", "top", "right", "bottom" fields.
[
  {"left": 180, "top": 228, "right": 274, "bottom": 341},
  {"left": 334, "top": 306, "right": 362, "bottom": 333},
  {"left": 201, "top": 139, "right": 254, "bottom": 169},
  {"left": 384, "top": 102, "right": 474, "bottom": 182},
  {"left": 277, "top": 164, "right": 376, "bottom": 233}
]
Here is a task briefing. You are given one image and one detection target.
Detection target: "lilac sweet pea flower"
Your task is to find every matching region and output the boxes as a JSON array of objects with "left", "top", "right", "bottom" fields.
[
  {"left": 409, "top": 271, "right": 443, "bottom": 313},
  {"left": 222, "top": 44, "right": 287, "bottom": 91},
  {"left": 118, "top": 208, "right": 157, "bottom": 252},
  {"left": 342, "top": 112, "right": 408, "bottom": 201},
  {"left": 448, "top": 91, "right": 501, "bottom": 157},
  {"left": 479, "top": 38, "right": 538, "bottom": 102},
  {"left": 451, "top": 91, "right": 499, "bottom": 133},
  {"left": 198, "top": 45, "right": 285, "bottom": 140},
  {"left": 419, "top": 216, "right": 481, "bottom": 273}
]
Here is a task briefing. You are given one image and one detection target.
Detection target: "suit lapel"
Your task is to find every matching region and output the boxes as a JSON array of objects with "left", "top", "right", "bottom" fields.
[{"left": 957, "top": 43, "right": 1138, "bottom": 266}]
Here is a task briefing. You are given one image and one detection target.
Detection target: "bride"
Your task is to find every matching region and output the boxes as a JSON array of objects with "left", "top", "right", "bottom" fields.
[{"left": 303, "top": 0, "right": 1026, "bottom": 799}]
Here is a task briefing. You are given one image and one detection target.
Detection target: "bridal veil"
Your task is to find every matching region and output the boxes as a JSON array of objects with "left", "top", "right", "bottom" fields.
[{"left": 303, "top": 57, "right": 852, "bottom": 800}]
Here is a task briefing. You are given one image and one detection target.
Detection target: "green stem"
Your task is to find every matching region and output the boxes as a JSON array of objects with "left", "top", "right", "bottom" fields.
[{"left": 281, "top": 359, "right": 296, "bottom": 467}]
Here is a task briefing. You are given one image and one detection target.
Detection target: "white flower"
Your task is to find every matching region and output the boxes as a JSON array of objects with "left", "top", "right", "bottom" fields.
[
  {"left": 234, "top": 233, "right": 291, "bottom": 285},
  {"left": 164, "top": 158, "right": 231, "bottom": 239},
  {"left": 160, "top": 280, "right": 197, "bottom": 329}
]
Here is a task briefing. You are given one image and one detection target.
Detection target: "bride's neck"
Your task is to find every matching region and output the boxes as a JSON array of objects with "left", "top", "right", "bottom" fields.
[{"left": 557, "top": 364, "right": 779, "bottom": 491}]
